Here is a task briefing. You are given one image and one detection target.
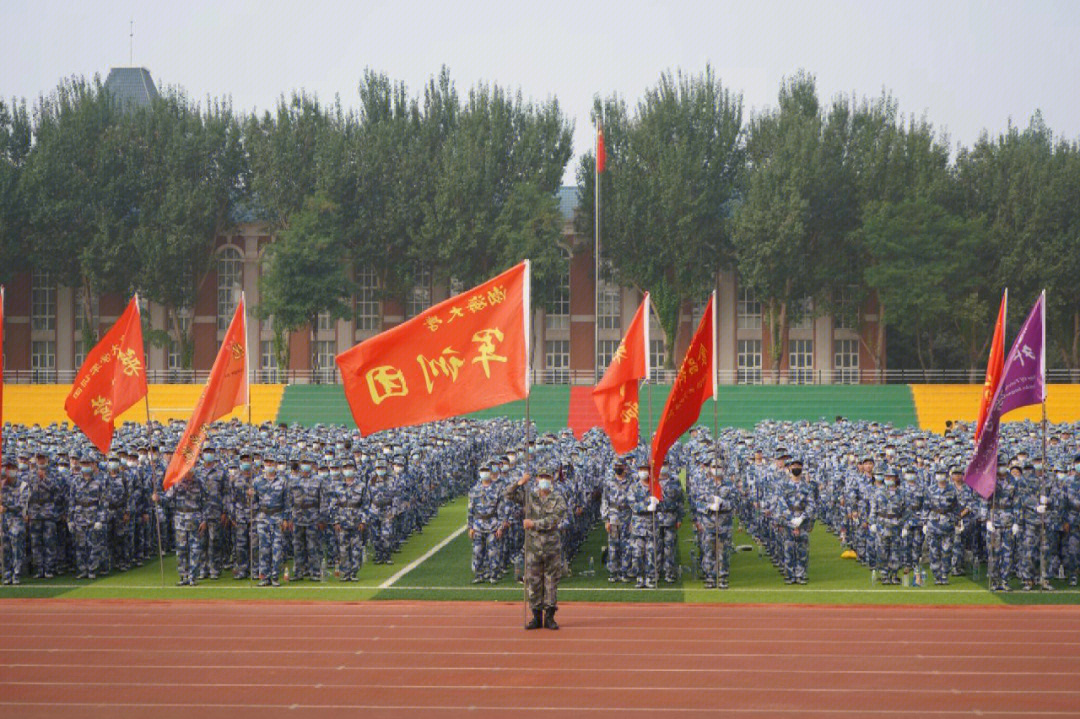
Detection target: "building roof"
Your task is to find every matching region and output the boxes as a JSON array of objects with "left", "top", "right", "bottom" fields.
[
  {"left": 558, "top": 185, "right": 580, "bottom": 222},
  {"left": 103, "top": 67, "right": 158, "bottom": 109}
]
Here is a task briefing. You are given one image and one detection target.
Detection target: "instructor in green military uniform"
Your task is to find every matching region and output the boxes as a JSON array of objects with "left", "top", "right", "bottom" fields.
[{"left": 505, "top": 469, "right": 568, "bottom": 630}]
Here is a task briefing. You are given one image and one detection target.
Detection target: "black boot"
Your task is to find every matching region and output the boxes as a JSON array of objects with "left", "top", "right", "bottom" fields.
[
  {"left": 543, "top": 607, "right": 559, "bottom": 630},
  {"left": 525, "top": 609, "right": 543, "bottom": 630}
]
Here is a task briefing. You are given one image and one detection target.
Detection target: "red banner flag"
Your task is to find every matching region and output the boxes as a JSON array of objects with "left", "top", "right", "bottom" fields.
[
  {"left": 596, "top": 124, "right": 607, "bottom": 173},
  {"left": 163, "top": 296, "right": 249, "bottom": 490},
  {"left": 975, "top": 289, "right": 1008, "bottom": 441},
  {"left": 64, "top": 296, "right": 148, "bottom": 454},
  {"left": 649, "top": 292, "right": 716, "bottom": 497},
  {"left": 337, "top": 261, "right": 530, "bottom": 435},
  {"left": 592, "top": 292, "right": 649, "bottom": 454}
]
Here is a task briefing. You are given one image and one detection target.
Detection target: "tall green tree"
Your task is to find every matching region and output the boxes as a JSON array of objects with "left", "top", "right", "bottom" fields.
[
  {"left": 579, "top": 67, "right": 744, "bottom": 366},
  {"left": 0, "top": 97, "right": 31, "bottom": 285}
]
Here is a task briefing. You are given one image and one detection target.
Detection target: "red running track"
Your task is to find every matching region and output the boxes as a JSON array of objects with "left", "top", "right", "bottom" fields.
[{"left": 2, "top": 600, "right": 1080, "bottom": 719}]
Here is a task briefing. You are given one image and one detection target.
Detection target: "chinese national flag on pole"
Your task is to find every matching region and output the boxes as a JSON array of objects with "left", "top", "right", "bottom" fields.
[
  {"left": 163, "top": 295, "right": 249, "bottom": 490},
  {"left": 592, "top": 292, "right": 649, "bottom": 455},
  {"left": 649, "top": 292, "right": 717, "bottom": 498},
  {"left": 596, "top": 124, "right": 606, "bottom": 173},
  {"left": 64, "top": 296, "right": 148, "bottom": 454},
  {"left": 975, "top": 289, "right": 1007, "bottom": 441},
  {"left": 336, "top": 261, "right": 530, "bottom": 435}
]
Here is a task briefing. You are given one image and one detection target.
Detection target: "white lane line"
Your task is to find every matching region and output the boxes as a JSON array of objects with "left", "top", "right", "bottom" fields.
[
  {"left": 379, "top": 524, "right": 469, "bottom": 589},
  {"left": 6, "top": 663, "right": 1077, "bottom": 676},
  {"left": 0, "top": 703, "right": 1073, "bottom": 715},
  {"left": 0, "top": 648, "right": 1074, "bottom": 659},
  {"left": 4, "top": 681, "right": 1080, "bottom": 695},
  {"left": 9, "top": 633, "right": 1080, "bottom": 647}
]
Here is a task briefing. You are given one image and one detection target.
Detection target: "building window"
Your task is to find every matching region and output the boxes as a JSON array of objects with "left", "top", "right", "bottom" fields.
[
  {"left": 789, "top": 339, "right": 814, "bottom": 384},
  {"left": 790, "top": 297, "right": 813, "bottom": 330},
  {"left": 691, "top": 298, "right": 707, "bottom": 329},
  {"left": 356, "top": 269, "right": 381, "bottom": 331},
  {"left": 259, "top": 340, "right": 281, "bottom": 382},
  {"left": 217, "top": 247, "right": 243, "bottom": 330},
  {"left": 545, "top": 340, "right": 569, "bottom": 384},
  {"left": 73, "top": 287, "right": 100, "bottom": 334},
  {"left": 834, "top": 339, "right": 860, "bottom": 384},
  {"left": 597, "top": 339, "right": 619, "bottom": 375},
  {"left": 168, "top": 313, "right": 191, "bottom": 371},
  {"left": 407, "top": 262, "right": 432, "bottom": 318},
  {"left": 835, "top": 287, "right": 857, "bottom": 330},
  {"left": 737, "top": 286, "right": 762, "bottom": 330},
  {"left": 545, "top": 254, "right": 570, "bottom": 331},
  {"left": 737, "top": 339, "right": 762, "bottom": 385},
  {"left": 32, "top": 341, "right": 56, "bottom": 380},
  {"left": 73, "top": 340, "right": 86, "bottom": 369},
  {"left": 31, "top": 270, "right": 56, "bottom": 331},
  {"left": 313, "top": 340, "right": 337, "bottom": 382},
  {"left": 317, "top": 311, "right": 334, "bottom": 331},
  {"left": 598, "top": 284, "right": 620, "bottom": 330},
  {"left": 450, "top": 277, "right": 465, "bottom": 297},
  {"left": 649, "top": 339, "right": 666, "bottom": 381}
]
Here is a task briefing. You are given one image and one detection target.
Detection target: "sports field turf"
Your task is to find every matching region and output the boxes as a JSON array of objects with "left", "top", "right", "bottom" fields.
[{"left": 3, "top": 484, "right": 1077, "bottom": 605}]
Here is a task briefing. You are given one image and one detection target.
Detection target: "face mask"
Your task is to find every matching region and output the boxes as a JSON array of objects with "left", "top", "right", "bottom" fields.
[
  {"left": 393, "top": 466, "right": 404, "bottom": 474},
  {"left": 791, "top": 468, "right": 803, "bottom": 477},
  {"left": 479, "top": 471, "right": 491, "bottom": 480},
  {"left": 344, "top": 469, "right": 356, "bottom": 479},
  {"left": 637, "top": 471, "right": 648, "bottom": 480},
  {"left": 277, "top": 464, "right": 287, "bottom": 472},
  {"left": 537, "top": 479, "right": 552, "bottom": 491},
  {"left": 1075, "top": 464, "right": 1080, "bottom": 473},
  {"left": 17, "top": 463, "right": 27, "bottom": 471},
  {"left": 80, "top": 466, "right": 93, "bottom": 474},
  {"left": 107, "top": 461, "right": 120, "bottom": 471},
  {"left": 240, "top": 463, "right": 252, "bottom": 471},
  {"left": 1034, "top": 463, "right": 1043, "bottom": 471},
  {"left": 376, "top": 469, "right": 387, "bottom": 477},
  {"left": 204, "top": 454, "right": 215, "bottom": 463}
]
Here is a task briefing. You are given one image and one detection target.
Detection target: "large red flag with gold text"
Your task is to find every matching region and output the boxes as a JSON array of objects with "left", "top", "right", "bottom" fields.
[
  {"left": 163, "top": 296, "right": 248, "bottom": 490},
  {"left": 592, "top": 292, "right": 649, "bottom": 454},
  {"left": 975, "top": 289, "right": 1007, "bottom": 441},
  {"left": 64, "top": 296, "right": 148, "bottom": 454},
  {"left": 336, "top": 261, "right": 530, "bottom": 435},
  {"left": 649, "top": 292, "right": 716, "bottom": 497}
]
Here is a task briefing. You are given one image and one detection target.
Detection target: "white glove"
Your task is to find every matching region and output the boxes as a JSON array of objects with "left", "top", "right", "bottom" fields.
[
  {"left": 708, "top": 501, "right": 720, "bottom": 512},
  {"left": 986, "top": 520, "right": 995, "bottom": 533},
  {"left": 1036, "top": 505, "right": 1046, "bottom": 515},
  {"left": 791, "top": 515, "right": 804, "bottom": 529},
  {"left": 1012, "top": 523, "right": 1020, "bottom": 536},
  {"left": 901, "top": 527, "right": 909, "bottom": 539},
  {"left": 923, "top": 524, "right": 929, "bottom": 536},
  {"left": 870, "top": 523, "right": 877, "bottom": 533},
  {"left": 957, "top": 520, "right": 965, "bottom": 533},
  {"left": 93, "top": 521, "right": 102, "bottom": 530},
  {"left": 1040, "top": 495, "right": 1049, "bottom": 505},
  {"left": 647, "top": 496, "right": 659, "bottom": 512}
]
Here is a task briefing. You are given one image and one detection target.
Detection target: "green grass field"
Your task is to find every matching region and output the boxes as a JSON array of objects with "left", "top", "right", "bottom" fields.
[{"left": 4, "top": 483, "right": 1077, "bottom": 605}]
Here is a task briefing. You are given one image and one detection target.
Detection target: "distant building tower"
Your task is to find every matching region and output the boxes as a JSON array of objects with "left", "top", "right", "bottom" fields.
[{"left": 103, "top": 67, "right": 158, "bottom": 108}]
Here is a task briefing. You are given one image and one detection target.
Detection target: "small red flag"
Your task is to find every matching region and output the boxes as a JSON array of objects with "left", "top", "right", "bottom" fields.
[
  {"left": 592, "top": 292, "right": 649, "bottom": 454},
  {"left": 596, "top": 124, "right": 607, "bottom": 174},
  {"left": 163, "top": 295, "right": 249, "bottom": 490},
  {"left": 649, "top": 292, "right": 716, "bottom": 497},
  {"left": 975, "top": 289, "right": 1007, "bottom": 441},
  {"left": 336, "top": 261, "right": 530, "bottom": 435},
  {"left": 64, "top": 296, "right": 148, "bottom": 454}
]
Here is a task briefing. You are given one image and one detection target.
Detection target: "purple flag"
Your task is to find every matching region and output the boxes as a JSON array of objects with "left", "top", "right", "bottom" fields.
[{"left": 964, "top": 291, "right": 1046, "bottom": 498}]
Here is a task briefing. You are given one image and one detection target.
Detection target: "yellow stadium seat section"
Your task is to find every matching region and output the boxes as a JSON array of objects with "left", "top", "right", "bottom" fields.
[
  {"left": 910, "top": 384, "right": 1080, "bottom": 434},
  {"left": 2, "top": 385, "right": 285, "bottom": 427}
]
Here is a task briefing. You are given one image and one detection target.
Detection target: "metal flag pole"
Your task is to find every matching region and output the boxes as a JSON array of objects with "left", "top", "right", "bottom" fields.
[
  {"left": 136, "top": 294, "right": 165, "bottom": 587},
  {"left": 1040, "top": 399, "right": 1048, "bottom": 587},
  {"left": 594, "top": 120, "right": 601, "bottom": 385}
]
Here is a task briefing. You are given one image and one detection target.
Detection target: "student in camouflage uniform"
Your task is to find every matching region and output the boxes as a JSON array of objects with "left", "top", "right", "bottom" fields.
[
  {"left": 627, "top": 461, "right": 660, "bottom": 589},
  {"left": 249, "top": 459, "right": 291, "bottom": 586},
  {"left": 68, "top": 453, "right": 108, "bottom": 580},
  {"left": 468, "top": 461, "right": 503, "bottom": 583},
  {"left": 694, "top": 461, "right": 734, "bottom": 588},
  {"left": 1, "top": 459, "right": 30, "bottom": 584},
  {"left": 656, "top": 468, "right": 684, "bottom": 583},
  {"left": 602, "top": 460, "right": 632, "bottom": 582},
  {"left": 26, "top": 454, "right": 62, "bottom": 578},
  {"left": 158, "top": 470, "right": 206, "bottom": 586},
  {"left": 505, "top": 469, "right": 567, "bottom": 630}
]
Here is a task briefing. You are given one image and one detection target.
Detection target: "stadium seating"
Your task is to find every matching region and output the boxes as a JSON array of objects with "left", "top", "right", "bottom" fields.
[{"left": 910, "top": 384, "right": 1080, "bottom": 434}]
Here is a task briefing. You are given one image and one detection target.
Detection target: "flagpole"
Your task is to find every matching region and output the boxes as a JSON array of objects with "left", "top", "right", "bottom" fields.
[{"left": 594, "top": 120, "right": 601, "bottom": 384}]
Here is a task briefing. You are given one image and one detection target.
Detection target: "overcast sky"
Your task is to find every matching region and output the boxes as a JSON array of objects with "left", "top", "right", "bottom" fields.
[{"left": 4, "top": 0, "right": 1078, "bottom": 184}]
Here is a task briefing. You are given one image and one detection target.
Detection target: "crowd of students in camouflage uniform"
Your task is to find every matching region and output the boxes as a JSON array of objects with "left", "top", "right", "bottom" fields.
[
  {"left": 0, "top": 417, "right": 518, "bottom": 585},
  {"left": 4, "top": 413, "right": 1080, "bottom": 593}
]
